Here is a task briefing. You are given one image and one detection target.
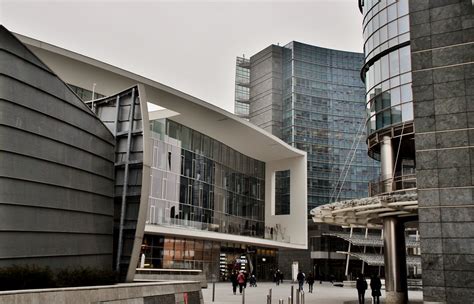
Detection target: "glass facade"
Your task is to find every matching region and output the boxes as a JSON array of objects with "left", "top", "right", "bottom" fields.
[
  {"left": 141, "top": 234, "right": 221, "bottom": 273},
  {"left": 147, "top": 119, "right": 266, "bottom": 238},
  {"left": 361, "top": 0, "right": 415, "bottom": 190},
  {"left": 361, "top": 0, "right": 413, "bottom": 136},
  {"left": 68, "top": 83, "right": 105, "bottom": 101},
  {"left": 280, "top": 42, "right": 380, "bottom": 208},
  {"left": 234, "top": 57, "right": 250, "bottom": 119},
  {"left": 140, "top": 234, "right": 278, "bottom": 280}
]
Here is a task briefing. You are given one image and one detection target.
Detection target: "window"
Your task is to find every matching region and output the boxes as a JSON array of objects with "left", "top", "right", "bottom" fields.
[{"left": 275, "top": 170, "right": 291, "bottom": 215}]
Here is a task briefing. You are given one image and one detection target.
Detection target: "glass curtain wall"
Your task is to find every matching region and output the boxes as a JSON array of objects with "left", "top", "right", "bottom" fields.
[
  {"left": 148, "top": 119, "right": 265, "bottom": 238},
  {"left": 362, "top": 0, "right": 413, "bottom": 136},
  {"left": 281, "top": 42, "right": 380, "bottom": 208}
]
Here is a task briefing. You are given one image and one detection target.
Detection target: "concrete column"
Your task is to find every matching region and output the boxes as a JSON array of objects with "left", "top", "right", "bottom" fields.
[
  {"left": 380, "top": 136, "right": 394, "bottom": 193},
  {"left": 383, "top": 217, "right": 408, "bottom": 304}
]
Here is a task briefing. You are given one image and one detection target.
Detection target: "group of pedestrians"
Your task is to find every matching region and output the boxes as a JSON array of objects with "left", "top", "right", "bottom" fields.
[
  {"left": 296, "top": 270, "right": 315, "bottom": 293},
  {"left": 273, "top": 269, "right": 284, "bottom": 285},
  {"left": 356, "top": 274, "right": 382, "bottom": 304},
  {"left": 229, "top": 271, "right": 257, "bottom": 295},
  {"left": 230, "top": 269, "right": 382, "bottom": 303}
]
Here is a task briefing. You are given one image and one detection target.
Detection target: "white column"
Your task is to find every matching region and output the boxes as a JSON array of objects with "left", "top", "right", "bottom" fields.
[{"left": 380, "top": 136, "right": 394, "bottom": 193}]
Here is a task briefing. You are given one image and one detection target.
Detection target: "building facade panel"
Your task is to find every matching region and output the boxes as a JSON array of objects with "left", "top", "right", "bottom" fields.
[
  {"left": 410, "top": 0, "right": 474, "bottom": 302},
  {"left": 0, "top": 26, "right": 115, "bottom": 270}
]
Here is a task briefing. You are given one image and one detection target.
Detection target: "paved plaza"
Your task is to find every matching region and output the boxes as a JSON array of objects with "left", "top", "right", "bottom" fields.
[{"left": 202, "top": 282, "right": 423, "bottom": 304}]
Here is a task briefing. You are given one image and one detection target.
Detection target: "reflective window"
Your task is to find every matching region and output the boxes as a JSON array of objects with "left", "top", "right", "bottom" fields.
[
  {"left": 275, "top": 170, "right": 291, "bottom": 215},
  {"left": 148, "top": 119, "right": 266, "bottom": 239}
]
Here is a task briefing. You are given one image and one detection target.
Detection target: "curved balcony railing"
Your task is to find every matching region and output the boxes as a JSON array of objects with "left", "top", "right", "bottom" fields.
[{"left": 369, "top": 172, "right": 416, "bottom": 196}]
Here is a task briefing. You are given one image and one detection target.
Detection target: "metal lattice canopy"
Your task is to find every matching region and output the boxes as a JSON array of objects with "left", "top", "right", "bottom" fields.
[
  {"left": 336, "top": 252, "right": 421, "bottom": 267},
  {"left": 323, "top": 232, "right": 420, "bottom": 248},
  {"left": 310, "top": 191, "right": 418, "bottom": 227}
]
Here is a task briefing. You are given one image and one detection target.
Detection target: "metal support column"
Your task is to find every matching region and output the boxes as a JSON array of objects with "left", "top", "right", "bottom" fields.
[
  {"left": 380, "top": 135, "right": 394, "bottom": 193},
  {"left": 345, "top": 227, "right": 353, "bottom": 279},
  {"left": 383, "top": 217, "right": 408, "bottom": 304}
]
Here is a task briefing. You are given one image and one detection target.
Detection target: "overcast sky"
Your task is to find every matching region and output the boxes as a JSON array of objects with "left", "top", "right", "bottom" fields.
[{"left": 0, "top": 0, "right": 363, "bottom": 112}]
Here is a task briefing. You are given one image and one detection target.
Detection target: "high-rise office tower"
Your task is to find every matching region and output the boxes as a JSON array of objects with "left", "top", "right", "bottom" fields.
[
  {"left": 237, "top": 42, "right": 380, "bottom": 210},
  {"left": 235, "top": 42, "right": 380, "bottom": 277}
]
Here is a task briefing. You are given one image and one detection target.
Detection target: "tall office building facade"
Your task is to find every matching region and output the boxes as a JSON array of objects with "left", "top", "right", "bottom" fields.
[
  {"left": 237, "top": 42, "right": 380, "bottom": 210},
  {"left": 236, "top": 42, "right": 380, "bottom": 278}
]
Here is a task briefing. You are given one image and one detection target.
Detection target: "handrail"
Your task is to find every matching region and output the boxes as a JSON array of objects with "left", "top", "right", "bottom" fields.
[{"left": 369, "top": 172, "right": 416, "bottom": 196}]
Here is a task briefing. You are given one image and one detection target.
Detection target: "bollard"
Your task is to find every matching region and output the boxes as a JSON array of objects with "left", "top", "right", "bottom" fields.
[
  {"left": 301, "top": 291, "right": 305, "bottom": 304},
  {"left": 291, "top": 285, "right": 294, "bottom": 304},
  {"left": 296, "top": 289, "right": 300, "bottom": 304},
  {"left": 212, "top": 282, "right": 215, "bottom": 302},
  {"left": 288, "top": 296, "right": 291, "bottom": 304},
  {"left": 242, "top": 287, "right": 245, "bottom": 304},
  {"left": 269, "top": 288, "right": 272, "bottom": 303},
  {"left": 267, "top": 294, "right": 271, "bottom": 304},
  {"left": 279, "top": 299, "right": 284, "bottom": 304}
]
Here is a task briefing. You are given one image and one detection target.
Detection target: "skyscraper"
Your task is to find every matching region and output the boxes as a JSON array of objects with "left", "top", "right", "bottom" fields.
[
  {"left": 238, "top": 42, "right": 380, "bottom": 210},
  {"left": 236, "top": 41, "right": 380, "bottom": 277}
]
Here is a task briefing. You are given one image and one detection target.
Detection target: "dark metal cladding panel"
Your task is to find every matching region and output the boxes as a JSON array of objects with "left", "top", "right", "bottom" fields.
[{"left": 0, "top": 26, "right": 115, "bottom": 270}]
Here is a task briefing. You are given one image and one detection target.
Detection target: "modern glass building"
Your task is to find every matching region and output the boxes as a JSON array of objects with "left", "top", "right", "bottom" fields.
[
  {"left": 240, "top": 41, "right": 380, "bottom": 211},
  {"left": 360, "top": 0, "right": 416, "bottom": 192},
  {"left": 314, "top": 1, "right": 474, "bottom": 303},
  {"left": 16, "top": 31, "right": 308, "bottom": 283},
  {"left": 282, "top": 42, "right": 380, "bottom": 207},
  {"left": 237, "top": 41, "right": 380, "bottom": 279}
]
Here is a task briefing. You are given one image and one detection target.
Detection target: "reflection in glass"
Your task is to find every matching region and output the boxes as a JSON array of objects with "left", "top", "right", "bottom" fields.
[
  {"left": 392, "top": 105, "right": 402, "bottom": 124},
  {"left": 402, "top": 103, "right": 413, "bottom": 121}
]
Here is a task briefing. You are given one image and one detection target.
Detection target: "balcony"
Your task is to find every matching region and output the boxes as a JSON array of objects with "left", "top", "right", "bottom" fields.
[{"left": 369, "top": 171, "right": 416, "bottom": 196}]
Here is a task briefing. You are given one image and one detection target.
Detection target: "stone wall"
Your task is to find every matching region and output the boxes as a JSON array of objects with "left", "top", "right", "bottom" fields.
[
  {"left": 0, "top": 281, "right": 203, "bottom": 304},
  {"left": 410, "top": 0, "right": 474, "bottom": 303}
]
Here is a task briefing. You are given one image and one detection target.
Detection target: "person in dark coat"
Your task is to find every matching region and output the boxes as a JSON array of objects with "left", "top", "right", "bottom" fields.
[
  {"left": 356, "top": 274, "right": 368, "bottom": 304},
  {"left": 274, "top": 269, "right": 281, "bottom": 286},
  {"left": 306, "top": 272, "right": 315, "bottom": 293},
  {"left": 230, "top": 271, "right": 238, "bottom": 295},
  {"left": 297, "top": 270, "right": 305, "bottom": 291},
  {"left": 370, "top": 275, "right": 382, "bottom": 304}
]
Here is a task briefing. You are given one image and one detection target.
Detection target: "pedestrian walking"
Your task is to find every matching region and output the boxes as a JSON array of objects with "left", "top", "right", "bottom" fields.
[
  {"left": 249, "top": 274, "right": 257, "bottom": 287},
  {"left": 237, "top": 271, "right": 246, "bottom": 294},
  {"left": 370, "top": 275, "right": 382, "bottom": 304},
  {"left": 297, "top": 270, "right": 305, "bottom": 291},
  {"left": 230, "top": 271, "right": 238, "bottom": 295},
  {"left": 274, "top": 269, "right": 281, "bottom": 286},
  {"left": 306, "top": 272, "right": 315, "bottom": 293},
  {"left": 356, "top": 274, "right": 368, "bottom": 304}
]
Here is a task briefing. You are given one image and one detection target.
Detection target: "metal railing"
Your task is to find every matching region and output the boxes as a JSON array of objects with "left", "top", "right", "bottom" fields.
[{"left": 369, "top": 172, "right": 416, "bottom": 196}]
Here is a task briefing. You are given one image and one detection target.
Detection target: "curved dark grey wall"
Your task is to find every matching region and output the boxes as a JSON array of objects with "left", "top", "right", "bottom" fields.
[{"left": 0, "top": 26, "right": 115, "bottom": 270}]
